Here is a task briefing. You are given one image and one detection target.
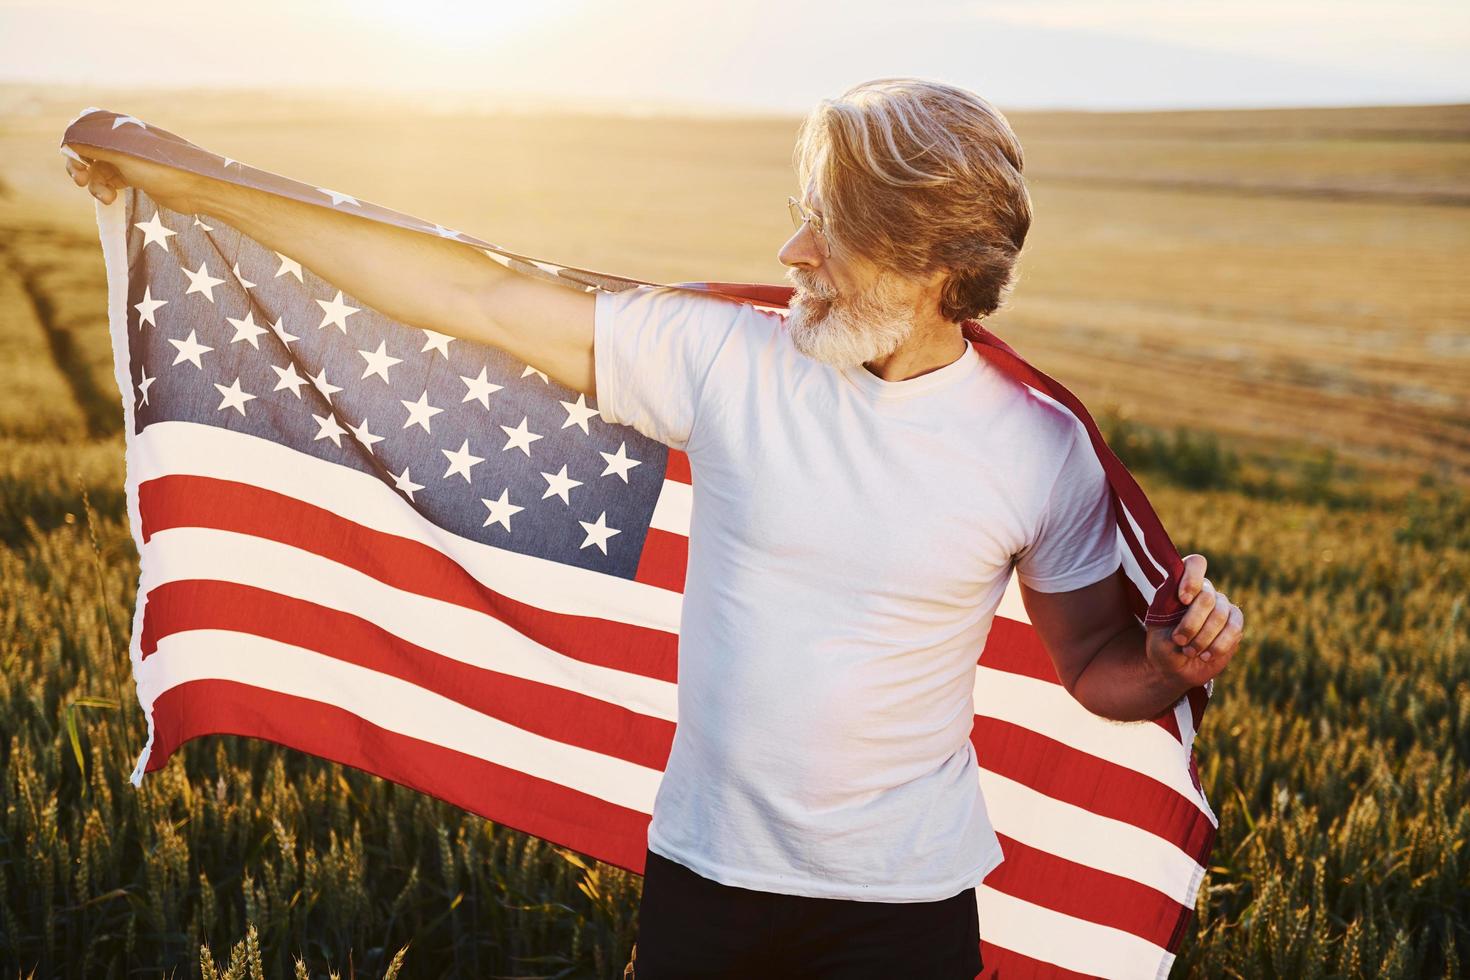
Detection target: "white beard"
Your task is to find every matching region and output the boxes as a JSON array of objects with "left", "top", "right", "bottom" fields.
[{"left": 784, "top": 267, "right": 916, "bottom": 368}]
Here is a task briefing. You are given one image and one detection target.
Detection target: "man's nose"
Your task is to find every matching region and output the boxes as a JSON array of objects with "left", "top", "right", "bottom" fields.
[{"left": 778, "top": 224, "right": 824, "bottom": 269}]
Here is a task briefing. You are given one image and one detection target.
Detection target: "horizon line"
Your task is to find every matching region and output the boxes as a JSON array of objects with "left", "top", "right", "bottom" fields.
[{"left": 2, "top": 79, "right": 1467, "bottom": 121}]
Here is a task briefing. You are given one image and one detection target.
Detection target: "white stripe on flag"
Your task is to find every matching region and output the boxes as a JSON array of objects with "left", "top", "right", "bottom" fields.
[{"left": 649, "top": 477, "right": 693, "bottom": 534}]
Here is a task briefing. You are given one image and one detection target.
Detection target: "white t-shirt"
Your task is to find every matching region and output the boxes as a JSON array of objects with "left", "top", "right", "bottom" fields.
[{"left": 593, "top": 284, "right": 1121, "bottom": 902}]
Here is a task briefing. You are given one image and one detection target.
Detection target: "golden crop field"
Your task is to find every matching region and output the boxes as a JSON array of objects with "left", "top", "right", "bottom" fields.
[{"left": 1, "top": 85, "right": 1466, "bottom": 977}]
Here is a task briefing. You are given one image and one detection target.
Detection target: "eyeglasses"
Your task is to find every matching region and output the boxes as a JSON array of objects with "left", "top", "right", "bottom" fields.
[{"left": 787, "top": 195, "right": 831, "bottom": 257}]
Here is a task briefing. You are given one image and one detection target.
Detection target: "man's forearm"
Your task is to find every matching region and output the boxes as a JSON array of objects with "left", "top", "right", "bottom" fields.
[
  {"left": 1072, "top": 623, "right": 1193, "bottom": 722},
  {"left": 194, "top": 177, "right": 502, "bottom": 342}
]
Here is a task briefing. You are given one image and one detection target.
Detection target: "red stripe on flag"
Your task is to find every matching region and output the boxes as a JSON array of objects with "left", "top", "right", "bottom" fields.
[
  {"left": 981, "top": 616, "right": 1063, "bottom": 683},
  {"left": 985, "top": 833, "right": 1194, "bottom": 951},
  {"left": 972, "top": 715, "right": 1215, "bottom": 860},
  {"left": 633, "top": 527, "right": 689, "bottom": 592},
  {"left": 139, "top": 578, "right": 676, "bottom": 771},
  {"left": 665, "top": 449, "right": 691, "bottom": 485},
  {"left": 145, "top": 679, "right": 655, "bottom": 873},
  {"left": 138, "top": 474, "right": 679, "bottom": 682}
]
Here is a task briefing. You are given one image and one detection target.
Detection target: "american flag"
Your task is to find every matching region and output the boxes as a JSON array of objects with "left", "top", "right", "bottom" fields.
[{"left": 61, "top": 107, "right": 1217, "bottom": 979}]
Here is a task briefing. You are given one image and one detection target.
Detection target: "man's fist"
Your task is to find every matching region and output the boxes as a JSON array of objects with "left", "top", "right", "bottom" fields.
[
  {"left": 1145, "top": 553, "right": 1244, "bottom": 688},
  {"left": 62, "top": 142, "right": 206, "bottom": 215}
]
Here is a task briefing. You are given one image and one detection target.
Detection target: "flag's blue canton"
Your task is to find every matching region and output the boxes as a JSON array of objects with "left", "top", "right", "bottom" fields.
[{"left": 124, "top": 198, "right": 670, "bottom": 580}]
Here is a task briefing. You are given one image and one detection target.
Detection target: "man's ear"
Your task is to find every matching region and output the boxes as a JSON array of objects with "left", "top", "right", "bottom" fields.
[{"left": 921, "top": 267, "right": 951, "bottom": 313}]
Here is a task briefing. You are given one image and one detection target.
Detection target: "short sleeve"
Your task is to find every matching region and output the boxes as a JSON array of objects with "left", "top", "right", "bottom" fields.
[
  {"left": 1014, "top": 420, "right": 1121, "bottom": 593},
  {"left": 593, "top": 285, "right": 743, "bottom": 450}
]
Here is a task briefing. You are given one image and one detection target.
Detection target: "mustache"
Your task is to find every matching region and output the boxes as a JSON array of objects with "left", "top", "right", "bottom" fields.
[{"left": 785, "top": 268, "right": 837, "bottom": 301}]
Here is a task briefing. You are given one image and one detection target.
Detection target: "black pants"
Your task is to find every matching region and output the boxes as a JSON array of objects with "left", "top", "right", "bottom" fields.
[{"left": 629, "top": 849, "right": 983, "bottom": 979}]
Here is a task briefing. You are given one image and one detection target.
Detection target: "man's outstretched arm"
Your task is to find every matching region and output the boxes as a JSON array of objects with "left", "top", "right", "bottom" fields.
[{"left": 64, "top": 144, "right": 597, "bottom": 397}]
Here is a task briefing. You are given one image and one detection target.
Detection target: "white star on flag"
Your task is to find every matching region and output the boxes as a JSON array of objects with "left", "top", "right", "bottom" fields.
[
  {"left": 521, "top": 364, "right": 550, "bottom": 383},
  {"left": 540, "top": 464, "right": 583, "bottom": 504},
  {"left": 167, "top": 329, "right": 212, "bottom": 369},
  {"left": 133, "top": 212, "right": 175, "bottom": 251},
  {"left": 391, "top": 466, "right": 424, "bottom": 501},
  {"left": 182, "top": 260, "right": 226, "bottom": 303},
  {"left": 459, "top": 366, "right": 504, "bottom": 408},
  {"left": 232, "top": 261, "right": 254, "bottom": 288},
  {"left": 271, "top": 362, "right": 308, "bottom": 398},
  {"left": 480, "top": 488, "right": 524, "bottom": 531},
  {"left": 269, "top": 315, "right": 299, "bottom": 346},
  {"left": 560, "top": 393, "right": 600, "bottom": 434},
  {"left": 441, "top": 439, "right": 485, "bottom": 483},
  {"left": 400, "top": 390, "right": 443, "bottom": 433},
  {"left": 578, "top": 511, "right": 621, "bottom": 554},
  {"left": 227, "top": 310, "right": 270, "bottom": 348},
  {"left": 358, "top": 340, "right": 403, "bottom": 383},
  {"left": 316, "top": 290, "right": 360, "bottom": 334},
  {"left": 348, "top": 417, "right": 385, "bottom": 454},
  {"left": 420, "top": 329, "right": 454, "bottom": 359},
  {"left": 499, "top": 416, "right": 543, "bottom": 456},
  {"left": 274, "top": 252, "right": 304, "bottom": 282},
  {"left": 133, "top": 285, "right": 167, "bottom": 327},
  {"left": 599, "top": 442, "right": 642, "bottom": 482},
  {"left": 136, "top": 367, "right": 155, "bottom": 406},
  {"left": 309, "top": 367, "right": 342, "bottom": 402},
  {"left": 213, "top": 377, "right": 256, "bottom": 416},
  {"left": 311, "top": 411, "right": 347, "bottom": 447}
]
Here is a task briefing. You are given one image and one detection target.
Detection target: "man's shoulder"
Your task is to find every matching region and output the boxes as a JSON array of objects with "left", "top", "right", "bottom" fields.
[{"left": 966, "top": 351, "right": 1081, "bottom": 450}]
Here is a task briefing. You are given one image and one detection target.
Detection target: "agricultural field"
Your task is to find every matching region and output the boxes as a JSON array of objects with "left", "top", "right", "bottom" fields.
[{"left": 1, "top": 86, "right": 1466, "bottom": 977}]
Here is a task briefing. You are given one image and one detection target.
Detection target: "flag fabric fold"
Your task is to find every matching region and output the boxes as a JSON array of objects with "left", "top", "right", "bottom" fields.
[{"left": 59, "top": 107, "right": 1216, "bottom": 979}]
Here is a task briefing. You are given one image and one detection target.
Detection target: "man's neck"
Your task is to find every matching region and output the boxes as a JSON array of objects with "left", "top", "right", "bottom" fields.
[{"left": 862, "top": 321, "right": 968, "bottom": 383}]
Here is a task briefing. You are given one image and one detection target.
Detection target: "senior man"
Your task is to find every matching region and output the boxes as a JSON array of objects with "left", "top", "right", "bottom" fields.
[{"left": 66, "top": 76, "right": 1242, "bottom": 979}]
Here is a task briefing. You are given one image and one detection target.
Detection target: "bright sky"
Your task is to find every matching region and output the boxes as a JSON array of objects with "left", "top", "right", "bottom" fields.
[{"left": 2, "top": 0, "right": 1465, "bottom": 112}]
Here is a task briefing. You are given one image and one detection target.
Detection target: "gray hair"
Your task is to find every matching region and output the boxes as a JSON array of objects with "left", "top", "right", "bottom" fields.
[{"left": 793, "top": 77, "right": 1033, "bottom": 322}]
